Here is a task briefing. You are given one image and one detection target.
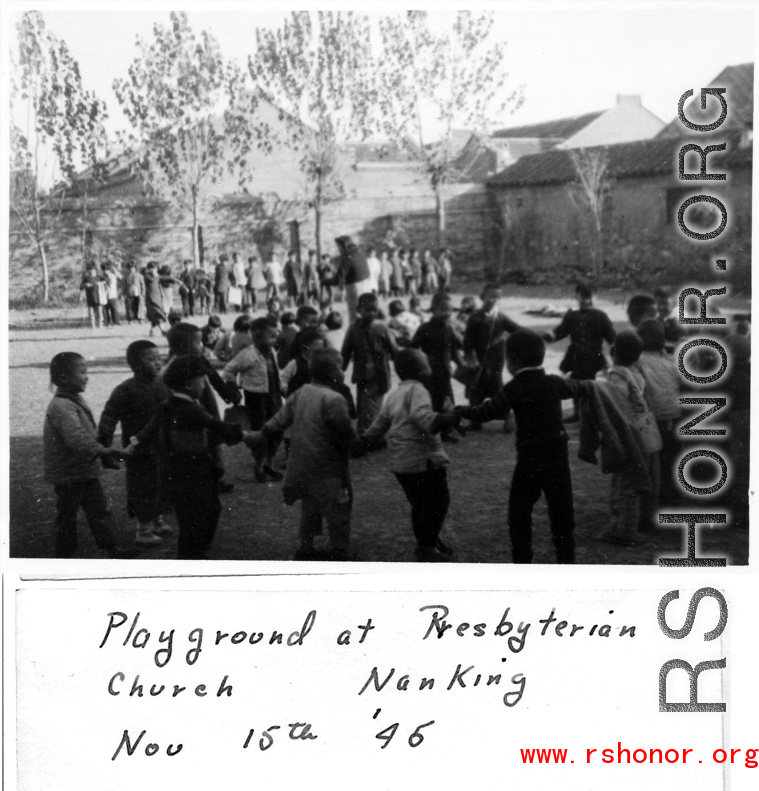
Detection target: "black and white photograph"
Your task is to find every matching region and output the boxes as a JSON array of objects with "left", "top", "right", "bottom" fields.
[
  {"left": 4, "top": 5, "right": 753, "bottom": 566},
  {"left": 3, "top": 3, "right": 757, "bottom": 791}
]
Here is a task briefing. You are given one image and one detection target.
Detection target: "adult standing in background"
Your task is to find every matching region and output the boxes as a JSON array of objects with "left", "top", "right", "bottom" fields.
[
  {"left": 158, "top": 264, "right": 178, "bottom": 319},
  {"left": 377, "top": 249, "right": 390, "bottom": 298},
  {"left": 366, "top": 246, "right": 381, "bottom": 295},
  {"left": 264, "top": 253, "right": 284, "bottom": 302},
  {"left": 231, "top": 251, "right": 247, "bottom": 295},
  {"left": 302, "top": 249, "right": 320, "bottom": 304},
  {"left": 80, "top": 260, "right": 104, "bottom": 329},
  {"left": 335, "top": 235, "right": 372, "bottom": 323},
  {"left": 283, "top": 249, "right": 302, "bottom": 306},
  {"left": 143, "top": 261, "right": 165, "bottom": 336},
  {"left": 420, "top": 249, "right": 439, "bottom": 295},
  {"left": 123, "top": 261, "right": 145, "bottom": 323},
  {"left": 101, "top": 262, "right": 122, "bottom": 326},
  {"left": 178, "top": 258, "right": 198, "bottom": 317},
  {"left": 215, "top": 253, "right": 231, "bottom": 314},
  {"left": 389, "top": 247, "right": 404, "bottom": 298},
  {"left": 438, "top": 248, "right": 453, "bottom": 292},
  {"left": 245, "top": 255, "right": 266, "bottom": 310}
]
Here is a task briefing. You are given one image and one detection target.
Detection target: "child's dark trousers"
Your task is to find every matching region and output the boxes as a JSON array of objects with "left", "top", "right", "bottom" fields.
[
  {"left": 54, "top": 479, "right": 116, "bottom": 558},
  {"left": 508, "top": 453, "right": 575, "bottom": 563},
  {"left": 394, "top": 466, "right": 450, "bottom": 548},
  {"left": 169, "top": 460, "right": 223, "bottom": 560}
]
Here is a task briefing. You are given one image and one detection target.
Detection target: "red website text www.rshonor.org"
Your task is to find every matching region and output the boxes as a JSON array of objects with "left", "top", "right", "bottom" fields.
[{"left": 520, "top": 745, "right": 758, "bottom": 767}]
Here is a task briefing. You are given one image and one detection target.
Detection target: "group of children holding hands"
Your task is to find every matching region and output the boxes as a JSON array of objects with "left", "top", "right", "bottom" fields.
[{"left": 43, "top": 278, "right": 748, "bottom": 563}]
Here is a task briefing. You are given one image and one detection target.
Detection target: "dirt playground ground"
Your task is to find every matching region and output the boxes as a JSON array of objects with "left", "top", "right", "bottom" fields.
[{"left": 7, "top": 287, "right": 749, "bottom": 565}]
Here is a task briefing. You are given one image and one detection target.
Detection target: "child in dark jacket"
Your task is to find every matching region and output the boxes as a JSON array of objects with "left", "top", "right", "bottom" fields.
[
  {"left": 98, "top": 341, "right": 170, "bottom": 548},
  {"left": 131, "top": 355, "right": 252, "bottom": 560},
  {"left": 43, "top": 352, "right": 134, "bottom": 558},
  {"left": 341, "top": 292, "right": 400, "bottom": 432},
  {"left": 411, "top": 292, "right": 463, "bottom": 442},
  {"left": 167, "top": 322, "right": 242, "bottom": 493},
  {"left": 544, "top": 282, "right": 615, "bottom": 421},
  {"left": 456, "top": 330, "right": 591, "bottom": 564}
]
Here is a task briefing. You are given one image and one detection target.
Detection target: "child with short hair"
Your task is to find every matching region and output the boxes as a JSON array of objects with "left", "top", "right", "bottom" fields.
[
  {"left": 196, "top": 270, "right": 213, "bottom": 315},
  {"left": 222, "top": 316, "right": 284, "bottom": 482},
  {"left": 462, "top": 283, "right": 521, "bottom": 432},
  {"left": 453, "top": 296, "right": 476, "bottom": 335},
  {"left": 341, "top": 292, "right": 400, "bottom": 432},
  {"left": 544, "top": 281, "right": 616, "bottom": 422},
  {"left": 456, "top": 329, "right": 590, "bottom": 564},
  {"left": 654, "top": 286, "right": 683, "bottom": 354},
  {"left": 131, "top": 355, "right": 251, "bottom": 559},
  {"left": 626, "top": 294, "right": 657, "bottom": 328},
  {"left": 167, "top": 322, "right": 241, "bottom": 493},
  {"left": 411, "top": 292, "right": 463, "bottom": 442},
  {"left": 44, "top": 352, "right": 135, "bottom": 558},
  {"left": 215, "top": 314, "right": 253, "bottom": 362},
  {"left": 201, "top": 315, "right": 223, "bottom": 353},
  {"left": 252, "top": 348, "right": 364, "bottom": 561},
  {"left": 275, "top": 311, "right": 297, "bottom": 368},
  {"left": 98, "top": 340, "right": 170, "bottom": 547},
  {"left": 635, "top": 319, "right": 682, "bottom": 528},
  {"left": 599, "top": 330, "right": 660, "bottom": 546},
  {"left": 387, "top": 299, "right": 421, "bottom": 346},
  {"left": 363, "top": 349, "right": 460, "bottom": 561}
]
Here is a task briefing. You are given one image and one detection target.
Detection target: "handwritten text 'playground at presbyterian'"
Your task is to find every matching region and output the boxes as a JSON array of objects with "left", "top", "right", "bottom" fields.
[{"left": 98, "top": 603, "right": 637, "bottom": 669}]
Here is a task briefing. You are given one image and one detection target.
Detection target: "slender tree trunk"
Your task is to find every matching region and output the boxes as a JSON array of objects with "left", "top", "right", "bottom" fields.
[
  {"left": 434, "top": 179, "right": 446, "bottom": 249},
  {"left": 191, "top": 196, "right": 201, "bottom": 270},
  {"left": 314, "top": 171, "right": 323, "bottom": 264},
  {"left": 81, "top": 181, "right": 89, "bottom": 274},
  {"left": 33, "top": 197, "right": 50, "bottom": 303},
  {"left": 37, "top": 237, "right": 50, "bottom": 304}
]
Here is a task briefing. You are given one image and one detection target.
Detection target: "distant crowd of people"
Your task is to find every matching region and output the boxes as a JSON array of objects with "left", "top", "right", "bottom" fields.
[
  {"left": 79, "top": 237, "right": 455, "bottom": 336},
  {"left": 52, "top": 259, "right": 748, "bottom": 564}
]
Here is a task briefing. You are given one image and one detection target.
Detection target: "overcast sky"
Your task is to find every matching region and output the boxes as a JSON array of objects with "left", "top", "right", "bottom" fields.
[{"left": 5, "top": 2, "right": 756, "bottom": 144}]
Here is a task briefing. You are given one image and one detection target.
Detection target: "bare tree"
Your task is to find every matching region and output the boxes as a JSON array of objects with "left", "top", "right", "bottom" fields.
[
  {"left": 10, "top": 11, "right": 108, "bottom": 302},
  {"left": 568, "top": 147, "right": 612, "bottom": 278},
  {"left": 250, "top": 11, "right": 375, "bottom": 262},
  {"left": 114, "top": 12, "right": 267, "bottom": 269},
  {"left": 376, "top": 11, "right": 522, "bottom": 248}
]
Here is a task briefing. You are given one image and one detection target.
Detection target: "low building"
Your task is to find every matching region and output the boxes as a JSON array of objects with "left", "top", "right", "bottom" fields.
[{"left": 486, "top": 65, "right": 752, "bottom": 291}]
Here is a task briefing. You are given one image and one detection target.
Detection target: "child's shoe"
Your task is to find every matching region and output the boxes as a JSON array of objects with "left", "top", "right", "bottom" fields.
[
  {"left": 151, "top": 516, "right": 174, "bottom": 536},
  {"left": 263, "top": 463, "right": 284, "bottom": 481},
  {"left": 135, "top": 524, "right": 163, "bottom": 546},
  {"left": 414, "top": 544, "right": 455, "bottom": 562}
]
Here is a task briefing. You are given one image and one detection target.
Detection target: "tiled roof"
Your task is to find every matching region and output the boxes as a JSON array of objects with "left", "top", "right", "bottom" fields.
[
  {"left": 491, "top": 111, "right": 604, "bottom": 140},
  {"left": 658, "top": 62, "right": 753, "bottom": 137},
  {"left": 347, "top": 141, "right": 417, "bottom": 163},
  {"left": 489, "top": 129, "right": 752, "bottom": 188}
]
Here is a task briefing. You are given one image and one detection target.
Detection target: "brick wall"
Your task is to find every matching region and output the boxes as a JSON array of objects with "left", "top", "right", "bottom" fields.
[
  {"left": 491, "top": 169, "right": 752, "bottom": 290},
  {"left": 9, "top": 166, "right": 500, "bottom": 300}
]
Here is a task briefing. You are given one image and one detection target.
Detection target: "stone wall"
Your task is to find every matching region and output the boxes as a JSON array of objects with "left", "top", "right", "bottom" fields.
[
  {"left": 9, "top": 169, "right": 500, "bottom": 300},
  {"left": 491, "top": 169, "right": 752, "bottom": 291}
]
